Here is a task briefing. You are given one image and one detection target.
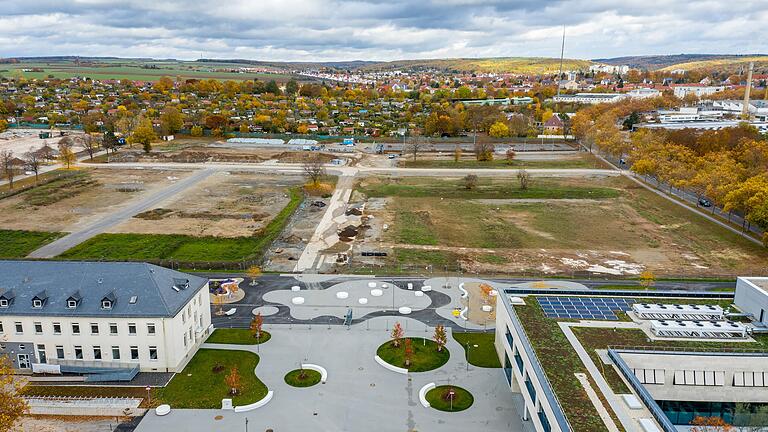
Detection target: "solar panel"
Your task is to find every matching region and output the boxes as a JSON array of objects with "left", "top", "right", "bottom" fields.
[{"left": 536, "top": 296, "right": 633, "bottom": 320}]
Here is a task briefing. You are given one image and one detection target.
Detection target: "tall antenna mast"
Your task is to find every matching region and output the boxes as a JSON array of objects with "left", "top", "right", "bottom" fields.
[
  {"left": 742, "top": 61, "right": 754, "bottom": 120},
  {"left": 556, "top": 26, "right": 566, "bottom": 97}
]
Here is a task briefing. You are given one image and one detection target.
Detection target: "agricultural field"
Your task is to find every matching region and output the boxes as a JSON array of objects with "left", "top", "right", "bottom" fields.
[
  {"left": 348, "top": 175, "right": 768, "bottom": 276},
  {"left": 358, "top": 57, "right": 593, "bottom": 74},
  {"left": 0, "top": 59, "right": 299, "bottom": 82}
]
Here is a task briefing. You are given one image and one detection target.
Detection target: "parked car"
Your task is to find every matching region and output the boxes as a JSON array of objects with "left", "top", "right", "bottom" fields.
[{"left": 698, "top": 198, "right": 712, "bottom": 207}]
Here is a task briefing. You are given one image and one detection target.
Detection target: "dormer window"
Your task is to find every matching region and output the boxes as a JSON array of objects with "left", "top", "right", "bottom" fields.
[
  {"left": 0, "top": 299, "right": 7, "bottom": 308},
  {"left": 67, "top": 300, "right": 78, "bottom": 309},
  {"left": 33, "top": 299, "right": 43, "bottom": 308},
  {"left": 102, "top": 300, "right": 112, "bottom": 310}
]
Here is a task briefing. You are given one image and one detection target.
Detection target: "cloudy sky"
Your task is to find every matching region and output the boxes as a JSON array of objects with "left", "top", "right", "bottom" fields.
[{"left": 2, "top": 0, "right": 766, "bottom": 61}]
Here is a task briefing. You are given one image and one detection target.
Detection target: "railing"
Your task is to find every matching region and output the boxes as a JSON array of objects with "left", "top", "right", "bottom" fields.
[
  {"left": 506, "top": 306, "right": 573, "bottom": 432},
  {"left": 608, "top": 345, "right": 768, "bottom": 355},
  {"left": 47, "top": 358, "right": 139, "bottom": 370},
  {"left": 607, "top": 349, "right": 677, "bottom": 432},
  {"left": 504, "top": 288, "right": 735, "bottom": 299}
]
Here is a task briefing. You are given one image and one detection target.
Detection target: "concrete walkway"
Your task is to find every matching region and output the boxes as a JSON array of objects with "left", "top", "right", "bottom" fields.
[
  {"left": 135, "top": 318, "right": 526, "bottom": 432},
  {"left": 27, "top": 168, "right": 216, "bottom": 258},
  {"left": 294, "top": 173, "right": 356, "bottom": 272}
]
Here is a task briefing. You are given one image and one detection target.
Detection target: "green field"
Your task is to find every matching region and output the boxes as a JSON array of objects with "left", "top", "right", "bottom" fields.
[
  {"left": 0, "top": 230, "right": 64, "bottom": 258},
  {"left": 376, "top": 338, "right": 450, "bottom": 372},
  {"left": 206, "top": 329, "right": 271, "bottom": 345},
  {"left": 156, "top": 349, "right": 267, "bottom": 408},
  {"left": 0, "top": 60, "right": 298, "bottom": 82},
  {"left": 453, "top": 332, "right": 501, "bottom": 368},
  {"left": 56, "top": 187, "right": 302, "bottom": 264}
]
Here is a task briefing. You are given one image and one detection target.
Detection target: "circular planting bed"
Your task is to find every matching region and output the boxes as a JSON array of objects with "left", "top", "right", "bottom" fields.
[
  {"left": 376, "top": 338, "right": 450, "bottom": 372},
  {"left": 426, "top": 385, "right": 474, "bottom": 412},
  {"left": 284, "top": 369, "right": 322, "bottom": 388}
]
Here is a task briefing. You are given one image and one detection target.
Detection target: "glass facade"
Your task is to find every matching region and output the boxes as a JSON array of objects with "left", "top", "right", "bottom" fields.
[
  {"left": 658, "top": 400, "right": 768, "bottom": 427},
  {"left": 504, "top": 353, "right": 513, "bottom": 385}
]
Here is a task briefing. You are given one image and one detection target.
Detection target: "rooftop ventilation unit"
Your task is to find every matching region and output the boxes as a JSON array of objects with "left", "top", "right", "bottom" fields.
[
  {"left": 632, "top": 303, "right": 724, "bottom": 321},
  {"left": 650, "top": 319, "right": 747, "bottom": 339}
]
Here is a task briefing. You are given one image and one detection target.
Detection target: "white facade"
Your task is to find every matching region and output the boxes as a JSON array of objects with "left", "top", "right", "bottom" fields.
[
  {"left": 627, "top": 88, "right": 662, "bottom": 99},
  {"left": 495, "top": 295, "right": 568, "bottom": 432},
  {"left": 0, "top": 287, "right": 211, "bottom": 373},
  {"left": 672, "top": 85, "right": 725, "bottom": 99},
  {"left": 552, "top": 93, "right": 627, "bottom": 105},
  {"left": 735, "top": 277, "right": 768, "bottom": 326}
]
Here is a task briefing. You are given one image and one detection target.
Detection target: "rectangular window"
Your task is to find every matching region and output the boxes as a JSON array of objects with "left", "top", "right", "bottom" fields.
[
  {"left": 74, "top": 346, "right": 83, "bottom": 359},
  {"left": 56, "top": 346, "right": 64, "bottom": 359},
  {"left": 93, "top": 346, "right": 102, "bottom": 360},
  {"left": 149, "top": 346, "right": 158, "bottom": 360},
  {"left": 14, "top": 322, "right": 22, "bottom": 334},
  {"left": 90, "top": 323, "right": 99, "bottom": 335},
  {"left": 111, "top": 346, "right": 120, "bottom": 360},
  {"left": 130, "top": 346, "right": 139, "bottom": 360},
  {"left": 128, "top": 323, "right": 137, "bottom": 335},
  {"left": 71, "top": 323, "right": 80, "bottom": 335},
  {"left": 0, "top": 321, "right": 4, "bottom": 333},
  {"left": 53, "top": 323, "right": 61, "bottom": 335},
  {"left": 34, "top": 322, "right": 43, "bottom": 334},
  {"left": 109, "top": 323, "right": 118, "bottom": 335},
  {"left": 183, "top": 334, "right": 187, "bottom": 348},
  {"left": 147, "top": 323, "right": 156, "bottom": 335}
]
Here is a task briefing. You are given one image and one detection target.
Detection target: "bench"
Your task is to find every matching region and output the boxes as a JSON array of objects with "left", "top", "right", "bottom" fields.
[{"left": 418, "top": 383, "right": 436, "bottom": 408}]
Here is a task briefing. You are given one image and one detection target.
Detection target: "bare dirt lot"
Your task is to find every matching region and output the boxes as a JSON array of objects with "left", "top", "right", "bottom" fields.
[
  {"left": 0, "top": 129, "right": 88, "bottom": 155},
  {"left": 0, "top": 168, "right": 191, "bottom": 232},
  {"left": 343, "top": 175, "right": 768, "bottom": 277},
  {"left": 112, "top": 171, "right": 305, "bottom": 237}
]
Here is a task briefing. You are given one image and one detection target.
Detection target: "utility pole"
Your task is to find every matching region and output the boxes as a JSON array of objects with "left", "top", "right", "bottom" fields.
[
  {"left": 556, "top": 26, "right": 566, "bottom": 97},
  {"left": 742, "top": 62, "right": 754, "bottom": 120}
]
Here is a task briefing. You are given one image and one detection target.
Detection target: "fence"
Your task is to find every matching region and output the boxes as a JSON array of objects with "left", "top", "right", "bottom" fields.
[{"left": 25, "top": 396, "right": 144, "bottom": 417}]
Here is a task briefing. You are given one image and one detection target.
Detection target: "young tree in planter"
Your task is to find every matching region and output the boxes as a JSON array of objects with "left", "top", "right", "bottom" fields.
[
  {"left": 250, "top": 313, "right": 263, "bottom": 340},
  {"left": 391, "top": 322, "right": 404, "bottom": 347},
  {"left": 247, "top": 266, "right": 262, "bottom": 286},
  {"left": 689, "top": 416, "right": 733, "bottom": 432},
  {"left": 404, "top": 338, "right": 414, "bottom": 368},
  {"left": 225, "top": 366, "right": 242, "bottom": 396},
  {"left": 433, "top": 324, "right": 447, "bottom": 352}
]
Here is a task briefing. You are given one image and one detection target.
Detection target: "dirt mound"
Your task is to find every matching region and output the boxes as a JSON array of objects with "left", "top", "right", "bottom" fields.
[{"left": 338, "top": 225, "right": 359, "bottom": 241}]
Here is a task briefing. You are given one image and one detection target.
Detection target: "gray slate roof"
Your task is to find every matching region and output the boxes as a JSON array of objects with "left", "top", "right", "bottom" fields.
[{"left": 0, "top": 261, "right": 208, "bottom": 318}]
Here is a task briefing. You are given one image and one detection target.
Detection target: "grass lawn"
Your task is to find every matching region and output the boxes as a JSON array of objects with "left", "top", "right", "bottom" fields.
[
  {"left": 155, "top": 349, "right": 267, "bottom": 408},
  {"left": 207, "top": 329, "right": 271, "bottom": 345},
  {"left": 358, "top": 177, "right": 620, "bottom": 200},
  {"left": 425, "top": 385, "right": 474, "bottom": 412},
  {"left": 57, "top": 187, "right": 303, "bottom": 264},
  {"left": 0, "top": 229, "right": 65, "bottom": 258},
  {"left": 453, "top": 332, "right": 501, "bottom": 368},
  {"left": 376, "top": 338, "right": 450, "bottom": 372},
  {"left": 284, "top": 369, "right": 321, "bottom": 387}
]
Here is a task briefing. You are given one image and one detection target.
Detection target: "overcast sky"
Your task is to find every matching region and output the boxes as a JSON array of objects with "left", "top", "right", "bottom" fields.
[{"left": 2, "top": 0, "right": 766, "bottom": 61}]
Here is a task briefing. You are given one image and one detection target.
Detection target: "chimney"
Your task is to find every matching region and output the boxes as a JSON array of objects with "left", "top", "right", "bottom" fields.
[{"left": 742, "top": 62, "right": 754, "bottom": 120}]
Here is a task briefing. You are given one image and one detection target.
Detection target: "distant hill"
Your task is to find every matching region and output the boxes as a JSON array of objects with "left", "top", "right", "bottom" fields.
[
  {"left": 595, "top": 54, "right": 768, "bottom": 71},
  {"left": 354, "top": 57, "right": 593, "bottom": 74}
]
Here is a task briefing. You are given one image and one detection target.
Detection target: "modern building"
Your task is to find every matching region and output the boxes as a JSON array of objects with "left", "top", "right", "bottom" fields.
[
  {"left": 459, "top": 97, "right": 534, "bottom": 106},
  {"left": 0, "top": 261, "right": 211, "bottom": 380},
  {"left": 626, "top": 88, "right": 662, "bottom": 99},
  {"left": 672, "top": 85, "right": 725, "bottom": 99},
  {"left": 735, "top": 277, "right": 768, "bottom": 326},
  {"left": 636, "top": 120, "right": 768, "bottom": 133},
  {"left": 552, "top": 93, "right": 627, "bottom": 104}
]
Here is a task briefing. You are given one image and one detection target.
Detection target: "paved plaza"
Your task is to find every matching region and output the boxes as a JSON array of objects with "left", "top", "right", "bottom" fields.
[{"left": 135, "top": 317, "right": 527, "bottom": 432}]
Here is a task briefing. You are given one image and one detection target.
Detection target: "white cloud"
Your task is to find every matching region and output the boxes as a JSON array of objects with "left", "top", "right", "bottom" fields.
[{"left": 0, "top": 0, "right": 766, "bottom": 61}]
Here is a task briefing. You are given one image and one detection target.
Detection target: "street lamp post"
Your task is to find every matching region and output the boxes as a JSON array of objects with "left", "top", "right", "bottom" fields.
[{"left": 145, "top": 386, "right": 151, "bottom": 405}]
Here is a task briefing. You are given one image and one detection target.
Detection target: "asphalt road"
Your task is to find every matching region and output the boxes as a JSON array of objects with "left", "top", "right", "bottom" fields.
[{"left": 27, "top": 168, "right": 216, "bottom": 258}]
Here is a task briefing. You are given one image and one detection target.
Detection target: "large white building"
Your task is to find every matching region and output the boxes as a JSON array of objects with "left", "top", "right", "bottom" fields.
[
  {"left": 552, "top": 93, "right": 627, "bottom": 105},
  {"left": 0, "top": 261, "right": 211, "bottom": 380},
  {"left": 735, "top": 277, "right": 768, "bottom": 326},
  {"left": 672, "top": 85, "right": 725, "bottom": 99}
]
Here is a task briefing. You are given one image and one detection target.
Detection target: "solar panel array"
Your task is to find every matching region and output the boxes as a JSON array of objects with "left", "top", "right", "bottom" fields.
[{"left": 537, "top": 296, "right": 634, "bottom": 320}]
